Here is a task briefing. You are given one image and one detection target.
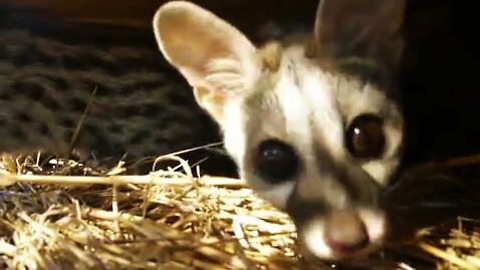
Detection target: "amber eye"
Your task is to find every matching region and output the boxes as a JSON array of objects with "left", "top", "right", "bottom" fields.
[
  {"left": 345, "top": 114, "right": 385, "bottom": 159},
  {"left": 254, "top": 139, "right": 299, "bottom": 183}
]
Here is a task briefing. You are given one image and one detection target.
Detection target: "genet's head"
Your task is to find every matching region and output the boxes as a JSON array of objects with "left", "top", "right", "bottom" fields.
[{"left": 153, "top": 0, "right": 405, "bottom": 260}]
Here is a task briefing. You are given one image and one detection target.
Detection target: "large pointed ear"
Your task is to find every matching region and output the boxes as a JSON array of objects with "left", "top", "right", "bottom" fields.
[
  {"left": 153, "top": 1, "right": 259, "bottom": 125},
  {"left": 312, "top": 0, "right": 406, "bottom": 65}
]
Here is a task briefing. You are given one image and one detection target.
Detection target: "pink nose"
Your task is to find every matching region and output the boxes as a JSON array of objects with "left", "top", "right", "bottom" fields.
[{"left": 324, "top": 211, "right": 369, "bottom": 254}]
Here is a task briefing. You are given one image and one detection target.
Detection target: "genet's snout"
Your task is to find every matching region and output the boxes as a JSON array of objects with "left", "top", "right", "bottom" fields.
[
  {"left": 294, "top": 207, "right": 386, "bottom": 260},
  {"left": 323, "top": 210, "right": 369, "bottom": 254}
]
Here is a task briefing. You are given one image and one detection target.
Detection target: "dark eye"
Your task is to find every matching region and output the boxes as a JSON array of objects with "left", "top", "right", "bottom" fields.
[
  {"left": 345, "top": 114, "right": 385, "bottom": 159},
  {"left": 254, "top": 139, "right": 299, "bottom": 183}
]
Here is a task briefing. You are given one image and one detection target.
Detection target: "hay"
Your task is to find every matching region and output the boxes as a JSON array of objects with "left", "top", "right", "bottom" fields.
[
  {"left": 0, "top": 153, "right": 300, "bottom": 270},
  {"left": 415, "top": 217, "right": 480, "bottom": 270},
  {"left": 0, "top": 152, "right": 478, "bottom": 270}
]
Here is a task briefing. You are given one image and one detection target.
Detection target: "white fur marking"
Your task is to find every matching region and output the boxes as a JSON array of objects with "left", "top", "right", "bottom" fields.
[
  {"left": 362, "top": 161, "right": 387, "bottom": 183},
  {"left": 223, "top": 99, "right": 246, "bottom": 164},
  {"left": 260, "top": 181, "right": 296, "bottom": 209},
  {"left": 303, "top": 218, "right": 332, "bottom": 258},
  {"left": 276, "top": 58, "right": 312, "bottom": 148},
  {"left": 358, "top": 208, "right": 386, "bottom": 245}
]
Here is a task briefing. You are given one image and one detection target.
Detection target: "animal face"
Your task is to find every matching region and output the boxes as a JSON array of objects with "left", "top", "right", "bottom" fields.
[{"left": 153, "top": 0, "right": 405, "bottom": 260}]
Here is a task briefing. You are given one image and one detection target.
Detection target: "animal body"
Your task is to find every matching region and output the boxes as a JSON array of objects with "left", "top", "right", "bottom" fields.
[{"left": 154, "top": 0, "right": 406, "bottom": 260}]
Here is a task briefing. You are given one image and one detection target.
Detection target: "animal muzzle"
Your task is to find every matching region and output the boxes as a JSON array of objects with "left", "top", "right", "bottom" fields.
[{"left": 286, "top": 185, "right": 386, "bottom": 260}]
